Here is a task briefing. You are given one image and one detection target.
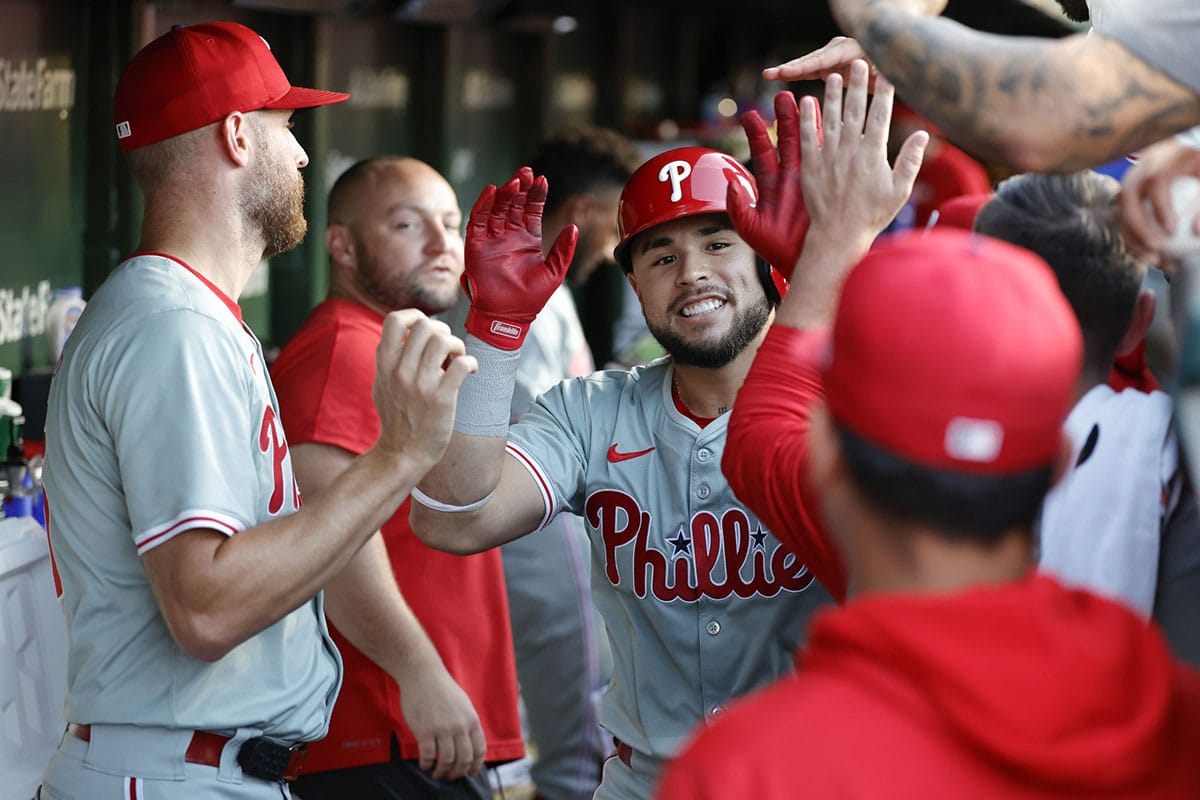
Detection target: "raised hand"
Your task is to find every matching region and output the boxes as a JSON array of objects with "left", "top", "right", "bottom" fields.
[
  {"left": 763, "top": 36, "right": 878, "bottom": 87},
  {"left": 462, "top": 167, "right": 579, "bottom": 349},
  {"left": 727, "top": 91, "right": 821, "bottom": 281},
  {"left": 372, "top": 310, "right": 477, "bottom": 469},
  {"left": 777, "top": 60, "right": 928, "bottom": 328},
  {"left": 800, "top": 60, "right": 927, "bottom": 248}
]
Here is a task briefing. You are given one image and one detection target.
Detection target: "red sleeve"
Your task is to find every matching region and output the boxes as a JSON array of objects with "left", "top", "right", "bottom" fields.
[
  {"left": 272, "top": 312, "right": 382, "bottom": 456},
  {"left": 725, "top": 325, "right": 848, "bottom": 601}
]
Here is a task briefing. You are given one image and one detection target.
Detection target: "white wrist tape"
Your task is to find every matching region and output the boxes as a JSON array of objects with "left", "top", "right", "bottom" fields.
[
  {"left": 454, "top": 334, "right": 520, "bottom": 437},
  {"left": 411, "top": 487, "right": 495, "bottom": 513}
]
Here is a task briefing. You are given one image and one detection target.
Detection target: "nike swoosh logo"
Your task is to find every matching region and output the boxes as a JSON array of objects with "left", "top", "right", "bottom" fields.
[{"left": 607, "top": 444, "right": 656, "bottom": 463}]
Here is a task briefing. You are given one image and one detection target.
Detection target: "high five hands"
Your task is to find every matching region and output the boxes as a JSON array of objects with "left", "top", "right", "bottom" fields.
[
  {"left": 733, "top": 60, "right": 927, "bottom": 326},
  {"left": 731, "top": 61, "right": 927, "bottom": 277},
  {"left": 795, "top": 61, "right": 927, "bottom": 244},
  {"left": 726, "top": 92, "right": 821, "bottom": 282}
]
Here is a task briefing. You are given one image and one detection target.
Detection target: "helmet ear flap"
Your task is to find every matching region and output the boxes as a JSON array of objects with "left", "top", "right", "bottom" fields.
[{"left": 759, "top": 257, "right": 787, "bottom": 305}]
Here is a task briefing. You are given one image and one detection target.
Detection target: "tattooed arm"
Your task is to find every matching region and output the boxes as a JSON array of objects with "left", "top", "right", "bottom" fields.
[{"left": 771, "top": 4, "right": 1200, "bottom": 172}]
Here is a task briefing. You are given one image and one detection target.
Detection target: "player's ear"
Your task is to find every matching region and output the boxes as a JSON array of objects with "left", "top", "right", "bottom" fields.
[
  {"left": 1115, "top": 288, "right": 1156, "bottom": 357},
  {"left": 219, "top": 111, "right": 252, "bottom": 167},
  {"left": 327, "top": 224, "right": 354, "bottom": 267}
]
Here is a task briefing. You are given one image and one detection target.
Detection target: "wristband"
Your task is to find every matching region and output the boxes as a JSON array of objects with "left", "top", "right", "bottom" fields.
[
  {"left": 454, "top": 334, "right": 520, "bottom": 437},
  {"left": 411, "top": 487, "right": 495, "bottom": 513},
  {"left": 464, "top": 304, "right": 533, "bottom": 350}
]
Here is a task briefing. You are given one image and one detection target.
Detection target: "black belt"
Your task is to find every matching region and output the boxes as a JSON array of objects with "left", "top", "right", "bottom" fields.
[{"left": 68, "top": 723, "right": 308, "bottom": 782}]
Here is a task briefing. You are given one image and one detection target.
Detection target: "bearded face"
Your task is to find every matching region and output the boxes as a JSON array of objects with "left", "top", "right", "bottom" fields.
[
  {"left": 353, "top": 225, "right": 462, "bottom": 316},
  {"left": 239, "top": 117, "right": 308, "bottom": 259},
  {"left": 644, "top": 286, "right": 771, "bottom": 369}
]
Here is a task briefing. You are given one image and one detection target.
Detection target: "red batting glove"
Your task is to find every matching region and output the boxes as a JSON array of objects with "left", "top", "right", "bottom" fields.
[
  {"left": 462, "top": 167, "right": 578, "bottom": 350},
  {"left": 727, "top": 91, "right": 821, "bottom": 281}
]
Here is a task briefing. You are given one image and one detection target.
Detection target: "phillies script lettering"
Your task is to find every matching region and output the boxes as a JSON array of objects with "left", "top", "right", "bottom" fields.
[
  {"left": 258, "top": 405, "right": 300, "bottom": 515},
  {"left": 586, "top": 489, "right": 813, "bottom": 602}
]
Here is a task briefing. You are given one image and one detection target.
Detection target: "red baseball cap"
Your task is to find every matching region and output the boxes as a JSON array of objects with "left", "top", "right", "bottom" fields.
[
  {"left": 113, "top": 21, "right": 349, "bottom": 151},
  {"left": 823, "top": 228, "right": 1082, "bottom": 475}
]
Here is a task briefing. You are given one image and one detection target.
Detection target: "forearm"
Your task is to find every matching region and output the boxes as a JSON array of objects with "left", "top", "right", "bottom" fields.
[
  {"left": 840, "top": 8, "right": 1200, "bottom": 170},
  {"left": 323, "top": 531, "right": 446, "bottom": 681},
  {"left": 410, "top": 334, "right": 546, "bottom": 553},
  {"left": 777, "top": 226, "right": 877, "bottom": 329},
  {"left": 145, "top": 445, "right": 428, "bottom": 661},
  {"left": 728, "top": 222, "right": 865, "bottom": 601},
  {"left": 411, "top": 441, "right": 546, "bottom": 554},
  {"left": 726, "top": 328, "right": 847, "bottom": 600},
  {"left": 420, "top": 332, "right": 518, "bottom": 505}
]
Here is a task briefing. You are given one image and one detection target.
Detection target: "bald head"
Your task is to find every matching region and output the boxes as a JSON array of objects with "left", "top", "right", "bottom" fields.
[
  {"left": 325, "top": 156, "right": 464, "bottom": 316},
  {"left": 329, "top": 157, "right": 450, "bottom": 226}
]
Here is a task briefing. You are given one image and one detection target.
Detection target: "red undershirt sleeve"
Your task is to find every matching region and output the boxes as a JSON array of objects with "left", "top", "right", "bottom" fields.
[{"left": 724, "top": 325, "right": 849, "bottom": 602}]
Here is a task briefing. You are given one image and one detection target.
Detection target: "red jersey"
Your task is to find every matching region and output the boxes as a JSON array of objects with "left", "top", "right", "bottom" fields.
[{"left": 272, "top": 297, "right": 524, "bottom": 772}]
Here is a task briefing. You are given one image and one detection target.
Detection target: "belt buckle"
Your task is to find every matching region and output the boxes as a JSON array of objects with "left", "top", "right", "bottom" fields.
[{"left": 235, "top": 736, "right": 307, "bottom": 782}]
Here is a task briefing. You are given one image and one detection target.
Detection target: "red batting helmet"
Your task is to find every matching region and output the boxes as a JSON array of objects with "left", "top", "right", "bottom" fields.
[{"left": 613, "top": 146, "right": 785, "bottom": 303}]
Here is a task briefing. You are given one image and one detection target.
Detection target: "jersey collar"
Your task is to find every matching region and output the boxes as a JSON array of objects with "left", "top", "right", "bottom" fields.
[{"left": 133, "top": 251, "right": 244, "bottom": 323}]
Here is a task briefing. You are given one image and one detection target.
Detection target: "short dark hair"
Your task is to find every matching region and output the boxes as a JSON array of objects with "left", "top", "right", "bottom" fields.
[
  {"left": 837, "top": 425, "right": 1055, "bottom": 546},
  {"left": 528, "top": 127, "right": 642, "bottom": 216},
  {"left": 974, "top": 171, "right": 1143, "bottom": 377}
]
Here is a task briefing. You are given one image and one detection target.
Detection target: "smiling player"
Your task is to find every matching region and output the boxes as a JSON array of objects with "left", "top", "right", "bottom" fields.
[
  {"left": 408, "top": 70, "right": 923, "bottom": 800},
  {"left": 409, "top": 147, "right": 827, "bottom": 800}
]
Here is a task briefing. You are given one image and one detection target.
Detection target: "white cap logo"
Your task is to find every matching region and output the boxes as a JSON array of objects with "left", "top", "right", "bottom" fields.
[
  {"left": 116, "top": 121, "right": 131, "bottom": 139},
  {"left": 944, "top": 417, "right": 1004, "bottom": 462},
  {"left": 658, "top": 160, "right": 692, "bottom": 203}
]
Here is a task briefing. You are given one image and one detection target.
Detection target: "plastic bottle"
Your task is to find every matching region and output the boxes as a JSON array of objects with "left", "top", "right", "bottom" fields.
[{"left": 46, "top": 286, "right": 86, "bottom": 364}]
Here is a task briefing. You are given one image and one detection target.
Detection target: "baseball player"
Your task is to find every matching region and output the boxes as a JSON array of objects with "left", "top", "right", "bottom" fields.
[
  {"left": 39, "top": 22, "right": 474, "bottom": 799},
  {"left": 439, "top": 129, "right": 643, "bottom": 800},
  {"left": 408, "top": 69, "right": 922, "bottom": 799},
  {"left": 969, "top": 171, "right": 1200, "bottom": 663},
  {"left": 271, "top": 156, "right": 523, "bottom": 800}
]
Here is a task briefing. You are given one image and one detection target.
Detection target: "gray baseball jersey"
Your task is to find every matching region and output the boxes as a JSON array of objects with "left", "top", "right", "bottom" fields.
[
  {"left": 506, "top": 357, "right": 832, "bottom": 761},
  {"left": 43, "top": 253, "right": 340, "bottom": 741}
]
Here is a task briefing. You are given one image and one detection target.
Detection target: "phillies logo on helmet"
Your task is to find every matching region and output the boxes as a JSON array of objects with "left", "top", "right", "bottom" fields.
[
  {"left": 658, "top": 160, "right": 693, "bottom": 202},
  {"left": 614, "top": 146, "right": 760, "bottom": 270}
]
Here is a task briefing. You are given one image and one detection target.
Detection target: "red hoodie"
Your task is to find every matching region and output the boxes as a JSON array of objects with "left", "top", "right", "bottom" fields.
[{"left": 656, "top": 575, "right": 1200, "bottom": 799}]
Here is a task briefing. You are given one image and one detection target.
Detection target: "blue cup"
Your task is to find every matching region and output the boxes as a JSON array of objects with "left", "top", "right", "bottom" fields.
[{"left": 3, "top": 494, "right": 32, "bottom": 519}]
